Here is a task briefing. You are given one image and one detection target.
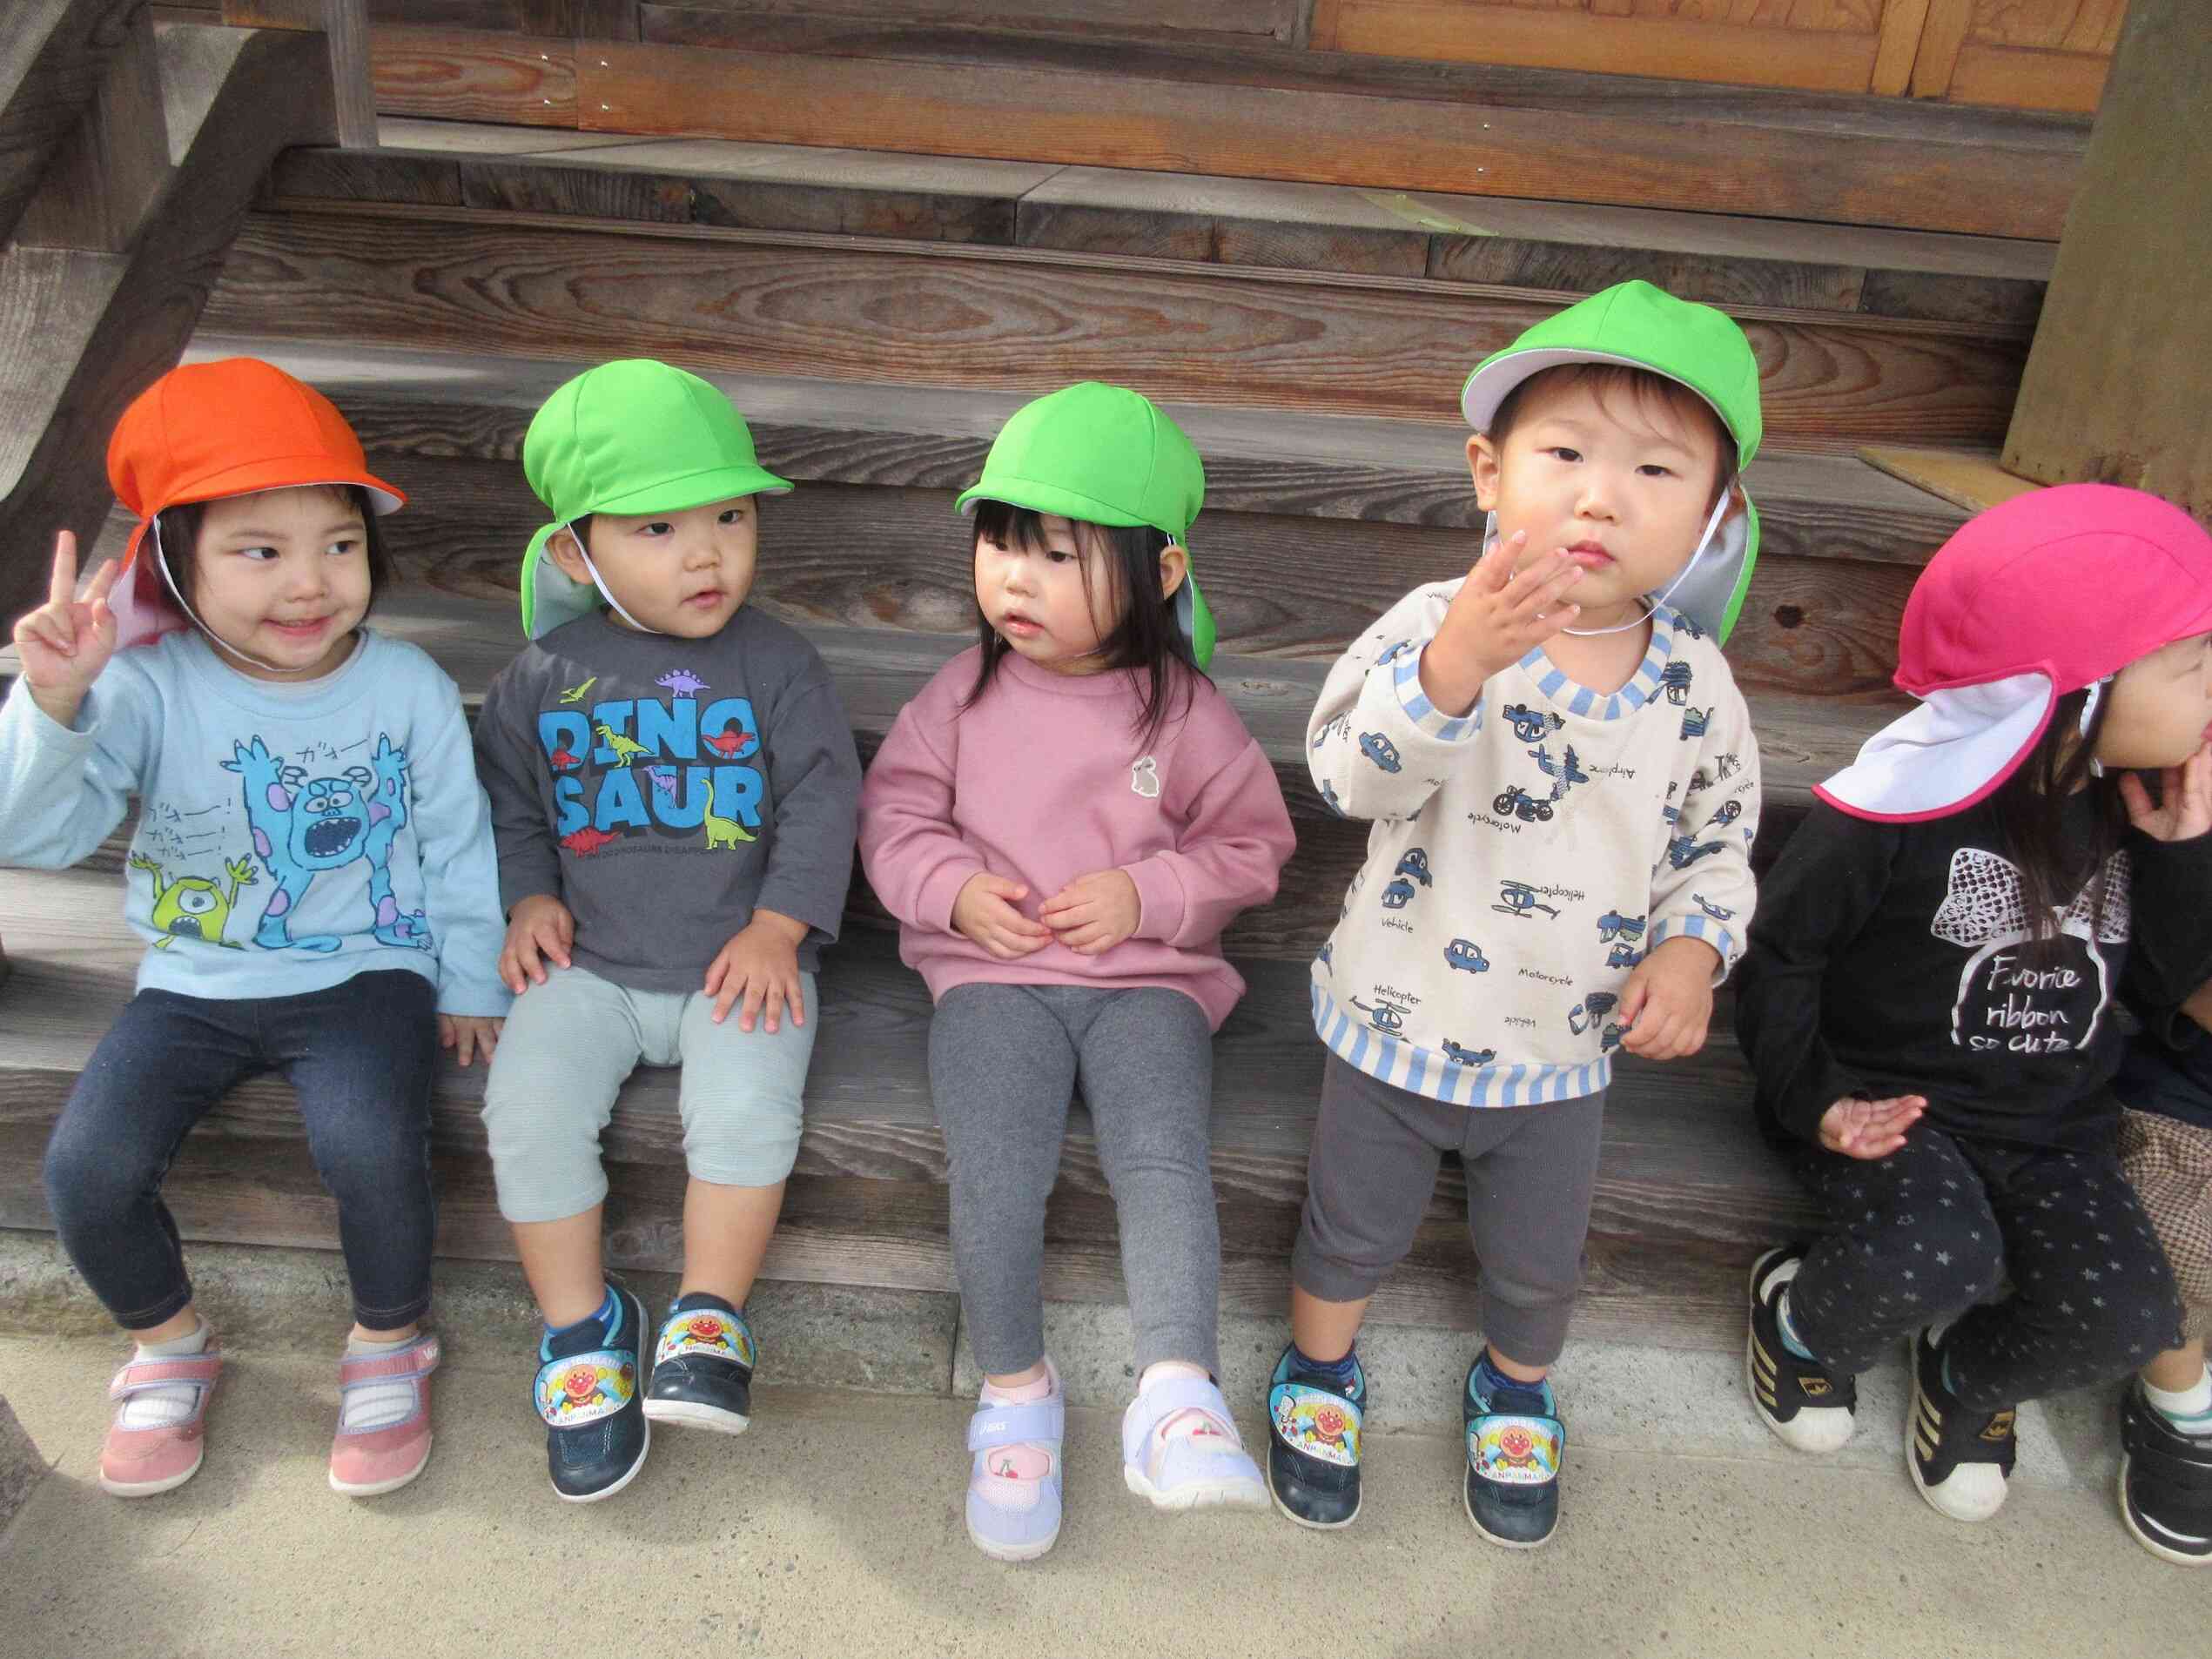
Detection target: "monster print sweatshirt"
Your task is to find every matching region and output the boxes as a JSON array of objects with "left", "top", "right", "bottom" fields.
[
  {"left": 1308, "top": 586, "right": 1759, "bottom": 1107},
  {"left": 0, "top": 628, "right": 508, "bottom": 1014},
  {"left": 1739, "top": 792, "right": 2212, "bottom": 1152},
  {"left": 474, "top": 608, "right": 862, "bottom": 991},
  {"left": 857, "top": 647, "right": 1295, "bottom": 1031}
]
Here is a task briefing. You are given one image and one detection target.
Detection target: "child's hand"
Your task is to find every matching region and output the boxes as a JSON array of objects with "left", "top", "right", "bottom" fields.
[
  {"left": 499, "top": 893, "right": 575, "bottom": 991},
  {"left": 1817, "top": 1093, "right": 1926, "bottom": 1159},
  {"left": 1039, "top": 869, "right": 1141, "bottom": 957},
  {"left": 440, "top": 1014, "right": 502, "bottom": 1066},
  {"left": 1418, "top": 531, "right": 1584, "bottom": 717},
  {"left": 704, "top": 909, "right": 808, "bottom": 1031},
  {"left": 11, "top": 531, "right": 121, "bottom": 726},
  {"left": 952, "top": 874, "right": 1051, "bottom": 959},
  {"left": 2184, "top": 976, "right": 2212, "bottom": 1038},
  {"left": 2120, "top": 740, "right": 2212, "bottom": 842},
  {"left": 1617, "top": 936, "right": 1718, "bottom": 1060}
]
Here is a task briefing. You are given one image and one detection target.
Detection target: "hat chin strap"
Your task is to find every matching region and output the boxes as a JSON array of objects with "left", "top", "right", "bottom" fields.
[
  {"left": 150, "top": 518, "right": 337, "bottom": 679},
  {"left": 570, "top": 529, "right": 662, "bottom": 636},
  {"left": 1482, "top": 492, "right": 1729, "bottom": 640}
]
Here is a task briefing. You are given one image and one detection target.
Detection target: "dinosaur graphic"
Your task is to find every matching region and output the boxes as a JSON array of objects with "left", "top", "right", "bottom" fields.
[
  {"left": 656, "top": 669, "right": 709, "bottom": 697},
  {"left": 595, "top": 722, "right": 650, "bottom": 764},
  {"left": 558, "top": 676, "right": 598, "bottom": 705},
  {"left": 703, "top": 781, "right": 756, "bottom": 850},
  {"left": 645, "top": 765, "right": 679, "bottom": 799},
  {"left": 703, "top": 727, "right": 753, "bottom": 760},
  {"left": 561, "top": 826, "right": 620, "bottom": 856}
]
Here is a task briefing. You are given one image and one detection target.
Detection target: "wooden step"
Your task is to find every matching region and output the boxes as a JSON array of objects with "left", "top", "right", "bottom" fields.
[
  {"left": 0, "top": 856, "right": 1816, "bottom": 1349},
  {"left": 359, "top": 19, "right": 2089, "bottom": 238},
  {"left": 284, "top": 119, "right": 2055, "bottom": 329}
]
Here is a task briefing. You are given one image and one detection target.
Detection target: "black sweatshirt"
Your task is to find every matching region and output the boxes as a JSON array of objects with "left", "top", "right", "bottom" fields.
[{"left": 1737, "top": 792, "right": 2212, "bottom": 1153}]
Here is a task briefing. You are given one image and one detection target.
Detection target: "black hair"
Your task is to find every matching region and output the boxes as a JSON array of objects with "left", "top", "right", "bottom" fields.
[
  {"left": 1985, "top": 683, "right": 2128, "bottom": 964},
  {"left": 153, "top": 484, "right": 391, "bottom": 616},
  {"left": 965, "top": 500, "right": 1200, "bottom": 749},
  {"left": 1489, "top": 362, "right": 1739, "bottom": 507}
]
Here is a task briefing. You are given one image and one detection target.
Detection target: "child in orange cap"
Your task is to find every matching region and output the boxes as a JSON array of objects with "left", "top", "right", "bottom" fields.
[{"left": 1, "top": 357, "right": 510, "bottom": 1500}]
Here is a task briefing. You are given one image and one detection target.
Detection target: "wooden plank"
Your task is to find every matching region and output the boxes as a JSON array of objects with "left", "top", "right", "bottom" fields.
[
  {"left": 1858, "top": 445, "right": 2041, "bottom": 515},
  {"left": 0, "top": 0, "right": 145, "bottom": 250},
  {"left": 1943, "top": 42, "right": 2108, "bottom": 112},
  {"left": 11, "top": 2, "right": 170, "bottom": 253},
  {"left": 1871, "top": 0, "right": 1934, "bottom": 95},
  {"left": 1307, "top": 0, "right": 1884, "bottom": 95},
  {"left": 364, "top": 24, "right": 2102, "bottom": 238},
  {"left": 0, "top": 24, "right": 337, "bottom": 621},
  {"left": 1855, "top": 267, "right": 2043, "bottom": 329},
  {"left": 643, "top": 0, "right": 1304, "bottom": 45},
  {"left": 371, "top": 24, "right": 575, "bottom": 126},
  {"left": 1908, "top": 0, "right": 1975, "bottom": 95},
  {"left": 2002, "top": 0, "right": 2205, "bottom": 515},
  {"left": 197, "top": 209, "right": 2033, "bottom": 452},
  {"left": 1967, "top": 0, "right": 2127, "bottom": 53}
]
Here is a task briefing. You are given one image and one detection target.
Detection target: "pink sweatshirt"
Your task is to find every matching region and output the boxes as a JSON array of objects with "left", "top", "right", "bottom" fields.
[{"left": 858, "top": 648, "right": 1294, "bottom": 1031}]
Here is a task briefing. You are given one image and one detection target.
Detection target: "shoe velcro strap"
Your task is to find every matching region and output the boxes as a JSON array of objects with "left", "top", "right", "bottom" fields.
[
  {"left": 1268, "top": 1380, "right": 1362, "bottom": 1468},
  {"left": 535, "top": 1350, "right": 639, "bottom": 1428},
  {"left": 2122, "top": 1399, "right": 2212, "bottom": 1475},
  {"left": 654, "top": 1307, "right": 756, "bottom": 1370},
  {"left": 109, "top": 1353, "right": 221, "bottom": 1399},
  {"left": 1468, "top": 1412, "right": 1563, "bottom": 1488},
  {"left": 339, "top": 1335, "right": 441, "bottom": 1390},
  {"left": 1122, "top": 1377, "right": 1240, "bottom": 1463},
  {"left": 967, "top": 1397, "right": 1065, "bottom": 1451}
]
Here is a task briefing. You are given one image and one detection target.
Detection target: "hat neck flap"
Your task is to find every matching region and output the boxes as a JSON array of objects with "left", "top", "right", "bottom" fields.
[{"left": 1814, "top": 672, "right": 2056, "bottom": 823}]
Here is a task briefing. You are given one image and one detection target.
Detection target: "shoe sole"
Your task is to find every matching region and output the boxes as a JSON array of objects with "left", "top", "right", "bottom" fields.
[
  {"left": 966, "top": 1518, "right": 1059, "bottom": 1562},
  {"left": 1744, "top": 1251, "right": 1855, "bottom": 1455},
  {"left": 329, "top": 1434, "right": 432, "bottom": 1498},
  {"left": 642, "top": 1398, "right": 751, "bottom": 1435},
  {"left": 1264, "top": 1449, "right": 1359, "bottom": 1530},
  {"left": 1462, "top": 1472, "right": 1555, "bottom": 1550},
  {"left": 1123, "top": 1462, "right": 1268, "bottom": 1513},
  {"left": 99, "top": 1444, "right": 204, "bottom": 1499},
  {"left": 552, "top": 1418, "right": 650, "bottom": 1505},
  {"left": 2117, "top": 1454, "right": 2212, "bottom": 1567},
  {"left": 1905, "top": 1339, "right": 2006, "bottom": 1523}
]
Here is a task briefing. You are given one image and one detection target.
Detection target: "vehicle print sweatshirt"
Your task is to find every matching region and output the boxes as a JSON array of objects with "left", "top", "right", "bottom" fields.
[
  {"left": 857, "top": 648, "right": 1295, "bottom": 1031},
  {"left": 1308, "top": 587, "right": 1759, "bottom": 1106},
  {"left": 0, "top": 628, "right": 509, "bottom": 1014}
]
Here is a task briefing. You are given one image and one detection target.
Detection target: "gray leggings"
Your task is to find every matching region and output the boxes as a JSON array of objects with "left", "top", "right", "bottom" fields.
[{"left": 930, "top": 983, "right": 1221, "bottom": 1378}]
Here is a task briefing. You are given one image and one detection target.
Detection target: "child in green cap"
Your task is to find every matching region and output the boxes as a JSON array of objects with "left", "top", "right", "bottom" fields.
[
  {"left": 857, "top": 382, "right": 1296, "bottom": 1561},
  {"left": 472, "top": 359, "right": 862, "bottom": 1502},
  {"left": 1269, "top": 281, "right": 1765, "bottom": 1547}
]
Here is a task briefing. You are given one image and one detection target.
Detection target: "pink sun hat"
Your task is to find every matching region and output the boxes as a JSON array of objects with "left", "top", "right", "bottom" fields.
[{"left": 1818, "top": 483, "right": 2212, "bottom": 823}]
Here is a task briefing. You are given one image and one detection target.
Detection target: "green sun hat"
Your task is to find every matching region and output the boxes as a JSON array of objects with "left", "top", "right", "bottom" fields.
[
  {"left": 1460, "top": 280, "right": 1764, "bottom": 643},
  {"left": 953, "top": 382, "right": 1215, "bottom": 668},
  {"left": 517, "top": 359, "right": 793, "bottom": 639}
]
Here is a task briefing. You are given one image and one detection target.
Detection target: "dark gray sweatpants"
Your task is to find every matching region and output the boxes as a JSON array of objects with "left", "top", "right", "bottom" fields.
[
  {"left": 1292, "top": 1053, "right": 1605, "bottom": 1367},
  {"left": 930, "top": 983, "right": 1222, "bottom": 1378}
]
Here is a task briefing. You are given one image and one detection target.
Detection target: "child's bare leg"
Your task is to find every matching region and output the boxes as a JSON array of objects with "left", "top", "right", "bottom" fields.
[
  {"left": 1290, "top": 1285, "right": 1369, "bottom": 1362},
  {"left": 513, "top": 1206, "right": 607, "bottom": 1327},
  {"left": 679, "top": 1177, "right": 784, "bottom": 1307},
  {"left": 2143, "top": 1338, "right": 2207, "bottom": 1394}
]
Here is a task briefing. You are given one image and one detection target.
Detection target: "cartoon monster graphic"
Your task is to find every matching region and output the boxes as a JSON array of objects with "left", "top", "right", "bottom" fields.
[
  {"left": 130, "top": 852, "right": 258, "bottom": 950},
  {"left": 561, "top": 826, "right": 620, "bottom": 856},
  {"left": 557, "top": 676, "right": 598, "bottom": 705},
  {"left": 1503, "top": 702, "right": 1564, "bottom": 743},
  {"left": 1488, "top": 1422, "right": 1546, "bottom": 1474},
  {"left": 656, "top": 669, "right": 709, "bottom": 698},
  {"left": 225, "top": 735, "right": 430, "bottom": 954},
  {"left": 703, "top": 781, "right": 756, "bottom": 850},
  {"left": 595, "top": 722, "right": 650, "bottom": 764}
]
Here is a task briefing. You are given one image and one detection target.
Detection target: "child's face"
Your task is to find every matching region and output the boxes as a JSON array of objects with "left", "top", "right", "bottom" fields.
[
  {"left": 973, "top": 513, "right": 1125, "bottom": 675},
  {"left": 2097, "top": 631, "right": 2212, "bottom": 769},
  {"left": 1468, "top": 375, "right": 1731, "bottom": 633},
  {"left": 189, "top": 486, "right": 371, "bottom": 681},
  {"left": 556, "top": 497, "right": 758, "bottom": 637}
]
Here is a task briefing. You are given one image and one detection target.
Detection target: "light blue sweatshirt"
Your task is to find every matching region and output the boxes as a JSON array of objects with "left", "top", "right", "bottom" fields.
[{"left": 0, "top": 628, "right": 509, "bottom": 1016}]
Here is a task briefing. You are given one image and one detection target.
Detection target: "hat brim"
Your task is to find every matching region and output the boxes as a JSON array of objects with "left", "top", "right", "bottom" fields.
[
  {"left": 144, "top": 463, "right": 406, "bottom": 522},
  {"left": 1813, "top": 672, "right": 2054, "bottom": 824},
  {"left": 1461, "top": 347, "right": 1752, "bottom": 468}
]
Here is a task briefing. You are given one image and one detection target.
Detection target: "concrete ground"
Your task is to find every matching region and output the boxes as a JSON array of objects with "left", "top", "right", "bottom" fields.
[{"left": 1, "top": 1330, "right": 2200, "bottom": 1657}]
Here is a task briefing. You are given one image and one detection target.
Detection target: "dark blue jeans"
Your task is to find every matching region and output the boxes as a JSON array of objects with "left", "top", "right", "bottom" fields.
[{"left": 43, "top": 970, "right": 440, "bottom": 1331}]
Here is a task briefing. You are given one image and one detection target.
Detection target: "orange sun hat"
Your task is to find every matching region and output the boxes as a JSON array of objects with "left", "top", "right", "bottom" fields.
[{"left": 104, "top": 357, "right": 406, "bottom": 649}]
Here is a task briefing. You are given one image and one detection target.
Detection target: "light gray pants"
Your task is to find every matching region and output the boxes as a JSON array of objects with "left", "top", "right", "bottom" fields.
[
  {"left": 930, "top": 983, "right": 1221, "bottom": 1378},
  {"left": 1293, "top": 1053, "right": 1605, "bottom": 1367}
]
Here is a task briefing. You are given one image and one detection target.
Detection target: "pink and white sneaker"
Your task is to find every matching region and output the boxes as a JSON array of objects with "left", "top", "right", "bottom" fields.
[
  {"left": 329, "top": 1333, "right": 441, "bottom": 1497},
  {"left": 100, "top": 1346, "right": 223, "bottom": 1498}
]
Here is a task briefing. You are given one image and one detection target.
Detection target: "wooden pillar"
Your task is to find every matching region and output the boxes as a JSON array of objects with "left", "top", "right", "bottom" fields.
[
  {"left": 219, "top": 0, "right": 374, "bottom": 148},
  {"left": 2001, "top": 0, "right": 2210, "bottom": 521}
]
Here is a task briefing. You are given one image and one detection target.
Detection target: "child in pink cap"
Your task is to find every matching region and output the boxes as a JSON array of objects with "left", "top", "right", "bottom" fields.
[{"left": 1737, "top": 483, "right": 2212, "bottom": 1527}]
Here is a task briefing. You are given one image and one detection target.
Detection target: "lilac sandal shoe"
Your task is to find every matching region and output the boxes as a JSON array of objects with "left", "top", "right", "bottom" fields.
[
  {"left": 965, "top": 1362, "right": 1065, "bottom": 1562},
  {"left": 100, "top": 1346, "right": 223, "bottom": 1498}
]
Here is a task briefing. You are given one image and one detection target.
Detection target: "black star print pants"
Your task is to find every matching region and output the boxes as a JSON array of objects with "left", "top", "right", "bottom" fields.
[{"left": 1787, "top": 1125, "right": 2182, "bottom": 1411}]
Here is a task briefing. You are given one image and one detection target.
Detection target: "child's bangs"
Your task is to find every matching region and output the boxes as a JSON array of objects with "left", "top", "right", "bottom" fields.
[{"left": 971, "top": 499, "right": 1056, "bottom": 554}]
